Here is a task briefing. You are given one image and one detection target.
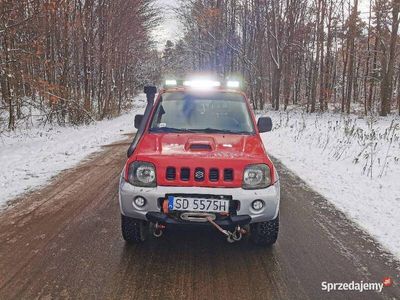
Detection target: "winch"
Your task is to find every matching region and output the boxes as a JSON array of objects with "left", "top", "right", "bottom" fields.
[{"left": 180, "top": 212, "right": 216, "bottom": 222}]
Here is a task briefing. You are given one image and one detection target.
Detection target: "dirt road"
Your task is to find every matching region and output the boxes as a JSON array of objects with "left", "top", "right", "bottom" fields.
[{"left": 0, "top": 137, "right": 399, "bottom": 300}]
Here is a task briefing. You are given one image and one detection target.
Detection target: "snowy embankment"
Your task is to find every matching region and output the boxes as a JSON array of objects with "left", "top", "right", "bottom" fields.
[
  {"left": 0, "top": 95, "right": 146, "bottom": 208},
  {"left": 261, "top": 109, "right": 400, "bottom": 259}
]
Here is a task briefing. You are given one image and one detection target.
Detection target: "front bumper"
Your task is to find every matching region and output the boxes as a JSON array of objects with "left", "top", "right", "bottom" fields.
[{"left": 119, "top": 177, "right": 280, "bottom": 224}]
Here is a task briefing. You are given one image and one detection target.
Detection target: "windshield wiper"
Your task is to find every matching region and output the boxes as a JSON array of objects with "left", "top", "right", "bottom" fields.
[
  {"left": 150, "top": 127, "right": 251, "bottom": 134},
  {"left": 149, "top": 127, "right": 196, "bottom": 133},
  {"left": 192, "top": 128, "right": 252, "bottom": 134}
]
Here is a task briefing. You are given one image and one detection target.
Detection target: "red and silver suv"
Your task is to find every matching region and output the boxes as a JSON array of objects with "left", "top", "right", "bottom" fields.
[{"left": 119, "top": 79, "right": 280, "bottom": 245}]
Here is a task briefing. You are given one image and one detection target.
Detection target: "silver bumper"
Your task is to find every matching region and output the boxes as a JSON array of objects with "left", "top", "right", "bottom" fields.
[{"left": 119, "top": 177, "right": 280, "bottom": 224}]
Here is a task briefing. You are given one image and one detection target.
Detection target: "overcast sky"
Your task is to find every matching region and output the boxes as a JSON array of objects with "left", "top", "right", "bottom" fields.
[{"left": 153, "top": 0, "right": 182, "bottom": 50}]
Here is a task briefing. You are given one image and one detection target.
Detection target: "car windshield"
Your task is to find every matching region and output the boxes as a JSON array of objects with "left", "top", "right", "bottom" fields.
[{"left": 149, "top": 92, "right": 255, "bottom": 134}]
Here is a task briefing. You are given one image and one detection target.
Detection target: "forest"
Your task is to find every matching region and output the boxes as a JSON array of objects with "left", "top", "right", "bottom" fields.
[
  {"left": 165, "top": 0, "right": 400, "bottom": 116},
  {"left": 0, "top": 0, "right": 159, "bottom": 130},
  {"left": 1, "top": 0, "right": 400, "bottom": 131}
]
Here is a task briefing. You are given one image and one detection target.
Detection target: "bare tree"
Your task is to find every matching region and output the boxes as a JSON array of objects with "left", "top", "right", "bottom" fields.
[{"left": 0, "top": 0, "right": 160, "bottom": 130}]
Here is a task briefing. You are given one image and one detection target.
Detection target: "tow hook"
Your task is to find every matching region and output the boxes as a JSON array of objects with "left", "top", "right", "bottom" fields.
[
  {"left": 232, "top": 226, "right": 247, "bottom": 242},
  {"left": 206, "top": 216, "right": 247, "bottom": 243},
  {"left": 153, "top": 222, "right": 165, "bottom": 238}
]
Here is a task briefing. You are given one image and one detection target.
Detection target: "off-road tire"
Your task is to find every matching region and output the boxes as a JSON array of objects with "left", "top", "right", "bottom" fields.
[
  {"left": 250, "top": 215, "right": 279, "bottom": 246},
  {"left": 121, "top": 214, "right": 148, "bottom": 244}
]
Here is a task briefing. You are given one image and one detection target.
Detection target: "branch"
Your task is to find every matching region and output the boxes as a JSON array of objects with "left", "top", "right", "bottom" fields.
[{"left": 45, "top": 92, "right": 96, "bottom": 123}]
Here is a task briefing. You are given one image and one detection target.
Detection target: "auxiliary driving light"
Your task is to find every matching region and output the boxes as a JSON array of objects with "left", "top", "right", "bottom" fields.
[
  {"left": 134, "top": 196, "right": 146, "bottom": 207},
  {"left": 227, "top": 80, "right": 240, "bottom": 89},
  {"left": 252, "top": 200, "right": 264, "bottom": 211}
]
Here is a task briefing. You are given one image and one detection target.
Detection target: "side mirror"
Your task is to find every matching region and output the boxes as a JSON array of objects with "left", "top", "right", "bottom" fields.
[
  {"left": 134, "top": 114, "right": 144, "bottom": 129},
  {"left": 257, "top": 117, "right": 272, "bottom": 133}
]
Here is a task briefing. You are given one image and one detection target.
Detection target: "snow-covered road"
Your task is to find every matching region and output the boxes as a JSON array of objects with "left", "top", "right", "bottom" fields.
[{"left": 1, "top": 131, "right": 399, "bottom": 299}]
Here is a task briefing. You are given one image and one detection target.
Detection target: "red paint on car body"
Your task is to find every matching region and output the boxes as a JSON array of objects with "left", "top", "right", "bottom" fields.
[{"left": 125, "top": 89, "right": 275, "bottom": 188}]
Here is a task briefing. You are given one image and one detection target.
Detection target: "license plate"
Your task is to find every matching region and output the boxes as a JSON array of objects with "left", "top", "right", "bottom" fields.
[{"left": 168, "top": 196, "right": 229, "bottom": 213}]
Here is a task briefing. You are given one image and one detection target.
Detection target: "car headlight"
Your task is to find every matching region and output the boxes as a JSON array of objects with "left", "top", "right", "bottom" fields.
[
  {"left": 242, "top": 164, "right": 271, "bottom": 189},
  {"left": 128, "top": 161, "right": 157, "bottom": 187}
]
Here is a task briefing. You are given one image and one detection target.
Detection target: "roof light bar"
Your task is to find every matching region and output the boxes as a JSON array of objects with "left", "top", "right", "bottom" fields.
[{"left": 183, "top": 79, "right": 221, "bottom": 90}]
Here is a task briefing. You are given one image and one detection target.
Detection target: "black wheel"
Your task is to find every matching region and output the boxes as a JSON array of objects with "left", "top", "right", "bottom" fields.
[
  {"left": 250, "top": 215, "right": 279, "bottom": 246},
  {"left": 121, "top": 214, "right": 148, "bottom": 243}
]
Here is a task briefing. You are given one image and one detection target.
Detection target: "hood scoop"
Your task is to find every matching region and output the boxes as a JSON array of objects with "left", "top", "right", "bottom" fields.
[
  {"left": 185, "top": 138, "right": 215, "bottom": 152},
  {"left": 189, "top": 143, "right": 212, "bottom": 151}
]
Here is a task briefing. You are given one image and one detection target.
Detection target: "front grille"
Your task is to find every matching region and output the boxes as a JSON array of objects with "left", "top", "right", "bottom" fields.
[
  {"left": 209, "top": 168, "right": 219, "bottom": 181},
  {"left": 166, "top": 167, "right": 176, "bottom": 180},
  {"left": 224, "top": 169, "right": 234, "bottom": 181},
  {"left": 180, "top": 167, "right": 190, "bottom": 181},
  {"left": 165, "top": 167, "right": 233, "bottom": 183}
]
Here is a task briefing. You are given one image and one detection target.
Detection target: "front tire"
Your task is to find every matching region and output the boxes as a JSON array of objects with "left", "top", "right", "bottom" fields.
[
  {"left": 121, "top": 214, "right": 148, "bottom": 243},
  {"left": 250, "top": 215, "right": 279, "bottom": 246}
]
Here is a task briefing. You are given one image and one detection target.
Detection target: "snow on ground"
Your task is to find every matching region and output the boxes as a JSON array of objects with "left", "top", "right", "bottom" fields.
[
  {"left": 0, "top": 95, "right": 146, "bottom": 209},
  {"left": 261, "top": 109, "right": 400, "bottom": 259}
]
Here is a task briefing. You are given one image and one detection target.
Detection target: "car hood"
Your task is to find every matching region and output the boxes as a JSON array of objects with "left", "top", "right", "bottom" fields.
[
  {"left": 135, "top": 133, "right": 266, "bottom": 159},
  {"left": 129, "top": 133, "right": 271, "bottom": 188}
]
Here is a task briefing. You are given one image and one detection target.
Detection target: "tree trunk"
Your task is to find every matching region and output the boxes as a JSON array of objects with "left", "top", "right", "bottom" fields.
[{"left": 380, "top": 0, "right": 400, "bottom": 116}]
